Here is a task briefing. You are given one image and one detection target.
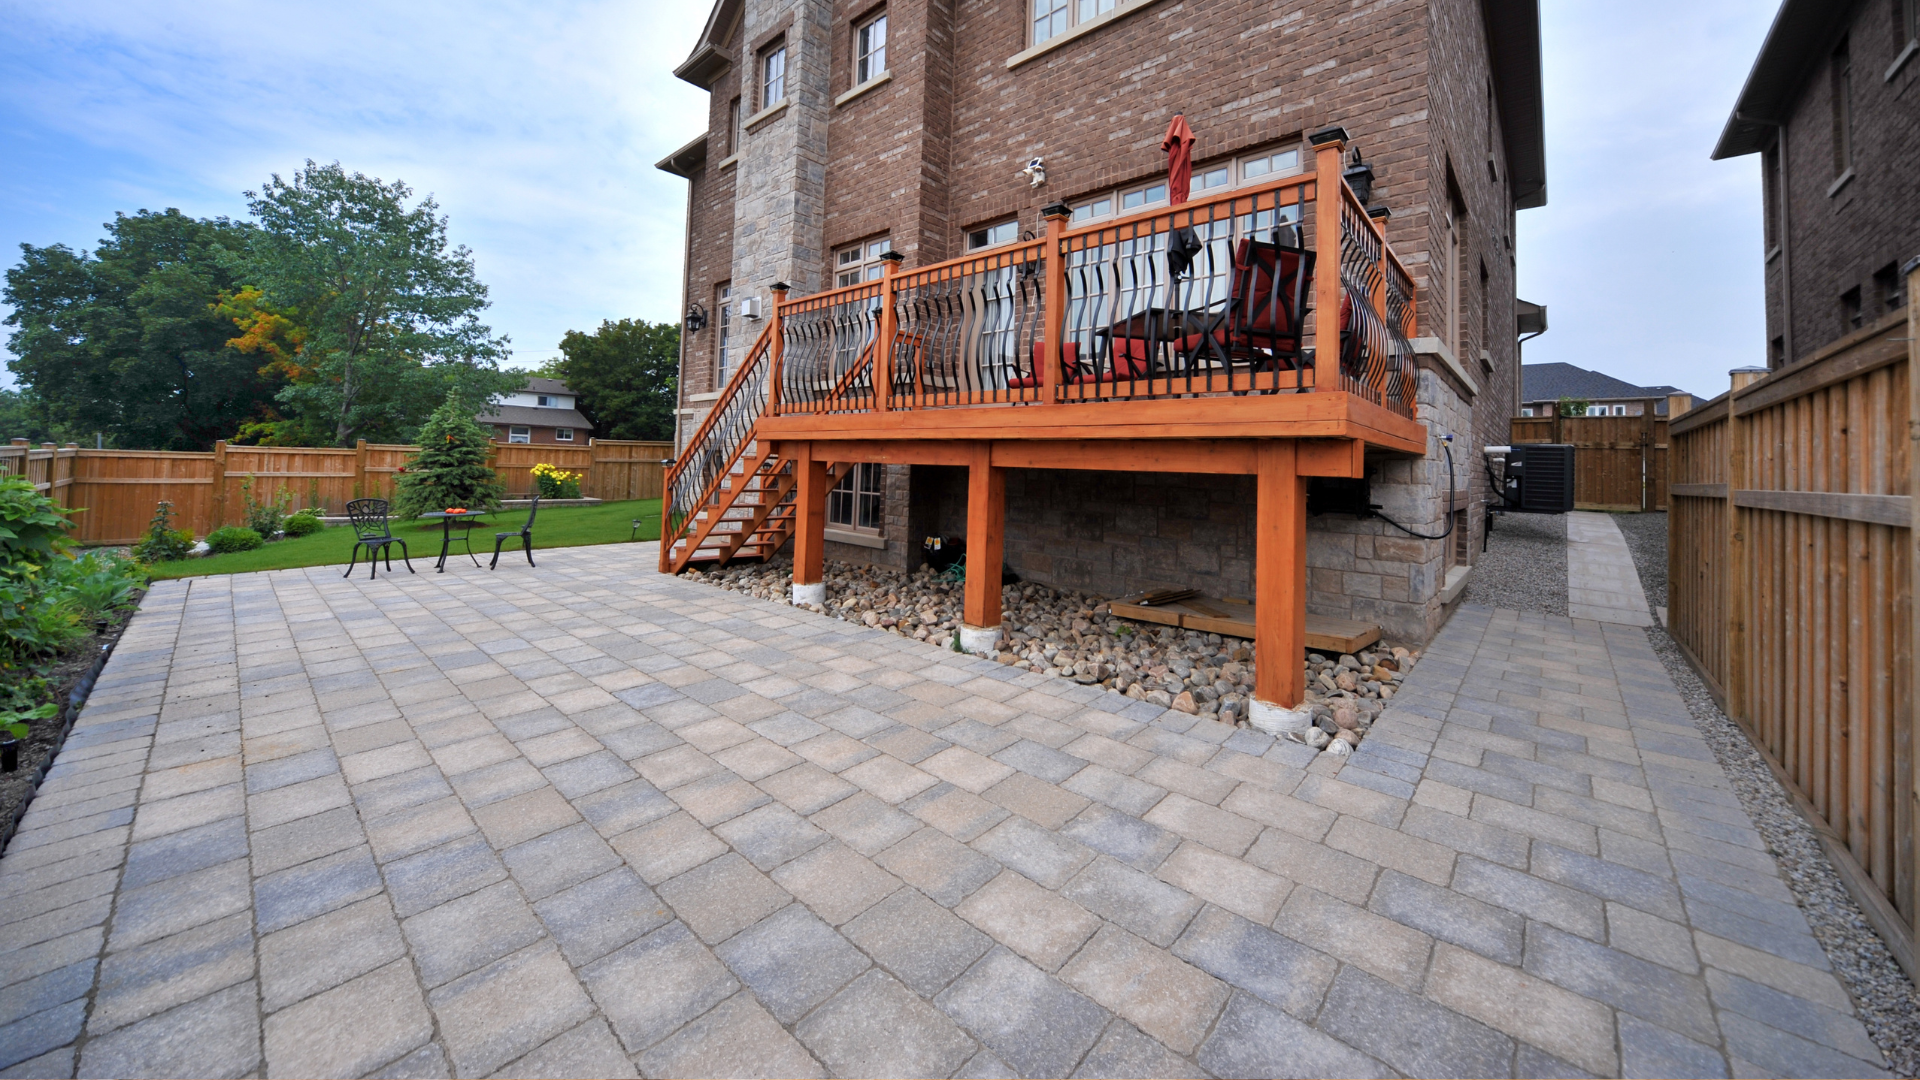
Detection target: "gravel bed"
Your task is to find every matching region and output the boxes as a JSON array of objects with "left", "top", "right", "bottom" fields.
[
  {"left": 1609, "top": 510, "right": 1668, "bottom": 611},
  {"left": 682, "top": 557, "right": 1421, "bottom": 753},
  {"left": 1461, "top": 509, "right": 1567, "bottom": 615},
  {"left": 1477, "top": 511, "right": 1920, "bottom": 1072}
]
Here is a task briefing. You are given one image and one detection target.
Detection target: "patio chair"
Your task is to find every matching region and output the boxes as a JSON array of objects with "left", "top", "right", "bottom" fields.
[
  {"left": 1007, "top": 340, "right": 1153, "bottom": 389},
  {"left": 489, "top": 496, "right": 539, "bottom": 570},
  {"left": 343, "top": 499, "right": 414, "bottom": 579},
  {"left": 1176, "top": 235, "right": 1315, "bottom": 374}
]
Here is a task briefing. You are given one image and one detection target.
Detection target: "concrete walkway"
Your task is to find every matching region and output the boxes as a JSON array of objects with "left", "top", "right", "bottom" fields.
[
  {"left": 0, "top": 545, "right": 1889, "bottom": 1078},
  {"left": 1567, "top": 512, "right": 1655, "bottom": 627}
]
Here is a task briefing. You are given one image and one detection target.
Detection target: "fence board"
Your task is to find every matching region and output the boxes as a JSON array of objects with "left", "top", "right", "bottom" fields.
[{"left": 1668, "top": 297, "right": 1918, "bottom": 976}]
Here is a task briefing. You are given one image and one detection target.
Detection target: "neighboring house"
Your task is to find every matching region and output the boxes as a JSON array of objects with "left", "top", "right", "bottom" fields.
[
  {"left": 1519, "top": 363, "right": 1694, "bottom": 417},
  {"left": 1713, "top": 0, "right": 1919, "bottom": 369},
  {"left": 479, "top": 378, "right": 595, "bottom": 445},
  {"left": 654, "top": 0, "right": 1547, "bottom": 674}
]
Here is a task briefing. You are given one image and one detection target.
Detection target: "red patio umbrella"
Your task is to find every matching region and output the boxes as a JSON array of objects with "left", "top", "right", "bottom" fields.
[{"left": 1162, "top": 113, "right": 1196, "bottom": 205}]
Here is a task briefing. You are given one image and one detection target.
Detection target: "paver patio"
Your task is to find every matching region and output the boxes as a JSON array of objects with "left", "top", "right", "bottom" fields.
[{"left": 0, "top": 544, "right": 1892, "bottom": 1078}]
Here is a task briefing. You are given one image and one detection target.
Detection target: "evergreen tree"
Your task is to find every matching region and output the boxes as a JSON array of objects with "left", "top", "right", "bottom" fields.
[{"left": 392, "top": 391, "right": 504, "bottom": 518}]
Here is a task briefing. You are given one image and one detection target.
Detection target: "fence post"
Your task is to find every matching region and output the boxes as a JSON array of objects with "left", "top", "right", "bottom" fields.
[
  {"left": 1905, "top": 256, "right": 1920, "bottom": 936},
  {"left": 210, "top": 440, "right": 228, "bottom": 530},
  {"left": 768, "top": 282, "right": 789, "bottom": 417},
  {"left": 1725, "top": 367, "right": 1767, "bottom": 727},
  {"left": 1309, "top": 128, "right": 1348, "bottom": 392},
  {"left": 354, "top": 439, "right": 369, "bottom": 499},
  {"left": 1041, "top": 204, "right": 1070, "bottom": 405}
]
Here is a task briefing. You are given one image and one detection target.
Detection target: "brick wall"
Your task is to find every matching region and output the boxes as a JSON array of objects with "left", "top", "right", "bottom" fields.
[{"left": 1767, "top": 6, "right": 1920, "bottom": 361}]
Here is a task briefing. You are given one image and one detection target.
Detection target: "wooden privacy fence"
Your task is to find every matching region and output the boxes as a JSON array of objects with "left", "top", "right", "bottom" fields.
[
  {"left": 0, "top": 437, "right": 669, "bottom": 546},
  {"left": 1510, "top": 403, "right": 1669, "bottom": 510},
  {"left": 1667, "top": 282, "right": 1920, "bottom": 975}
]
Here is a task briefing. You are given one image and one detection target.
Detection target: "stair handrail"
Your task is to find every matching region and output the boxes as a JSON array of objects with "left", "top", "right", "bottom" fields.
[{"left": 660, "top": 323, "right": 774, "bottom": 570}]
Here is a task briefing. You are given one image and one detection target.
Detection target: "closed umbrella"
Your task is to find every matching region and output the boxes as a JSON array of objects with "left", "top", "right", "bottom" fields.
[{"left": 1162, "top": 113, "right": 1196, "bottom": 204}]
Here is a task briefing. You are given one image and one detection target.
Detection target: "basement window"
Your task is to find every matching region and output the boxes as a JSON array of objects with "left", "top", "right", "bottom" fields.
[{"left": 827, "top": 463, "right": 884, "bottom": 532}]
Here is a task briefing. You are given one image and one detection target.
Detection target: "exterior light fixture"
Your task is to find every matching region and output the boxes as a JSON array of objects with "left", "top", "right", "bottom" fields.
[
  {"left": 684, "top": 303, "right": 708, "bottom": 333},
  {"left": 1020, "top": 158, "right": 1046, "bottom": 187},
  {"left": 1344, "top": 148, "right": 1376, "bottom": 207}
]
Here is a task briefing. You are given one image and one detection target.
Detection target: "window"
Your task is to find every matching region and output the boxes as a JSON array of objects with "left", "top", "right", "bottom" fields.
[
  {"left": 1830, "top": 37, "right": 1852, "bottom": 178},
  {"left": 1033, "top": 0, "right": 1135, "bottom": 43},
  {"left": 1119, "top": 182, "right": 1167, "bottom": 211},
  {"left": 1841, "top": 285, "right": 1863, "bottom": 333},
  {"left": 727, "top": 97, "right": 741, "bottom": 155},
  {"left": 762, "top": 43, "right": 787, "bottom": 108},
  {"left": 715, "top": 284, "right": 733, "bottom": 384},
  {"left": 1239, "top": 148, "right": 1301, "bottom": 181},
  {"left": 1521, "top": 407, "right": 1534, "bottom": 417},
  {"left": 856, "top": 13, "right": 887, "bottom": 84},
  {"left": 1585, "top": 405, "right": 1606, "bottom": 417},
  {"left": 1443, "top": 196, "right": 1464, "bottom": 357},
  {"left": 827, "top": 463, "right": 884, "bottom": 532},
  {"left": 1613, "top": 405, "right": 1627, "bottom": 417},
  {"left": 536, "top": 395, "right": 554, "bottom": 407},
  {"left": 835, "top": 237, "right": 892, "bottom": 287},
  {"left": 508, "top": 426, "right": 531, "bottom": 444},
  {"left": 1070, "top": 145, "right": 1298, "bottom": 222},
  {"left": 967, "top": 220, "right": 1019, "bottom": 250},
  {"left": 1770, "top": 336, "right": 1787, "bottom": 368},
  {"left": 1193, "top": 164, "right": 1231, "bottom": 192},
  {"left": 1762, "top": 145, "right": 1781, "bottom": 248},
  {"left": 555, "top": 428, "right": 574, "bottom": 441},
  {"left": 1875, "top": 262, "right": 1906, "bottom": 316}
]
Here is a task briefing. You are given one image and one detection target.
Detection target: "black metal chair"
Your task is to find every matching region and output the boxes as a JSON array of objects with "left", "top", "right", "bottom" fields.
[
  {"left": 343, "top": 499, "right": 413, "bottom": 579},
  {"left": 490, "top": 496, "right": 539, "bottom": 570}
]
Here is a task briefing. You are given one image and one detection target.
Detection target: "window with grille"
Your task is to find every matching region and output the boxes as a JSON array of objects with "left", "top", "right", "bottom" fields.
[
  {"left": 555, "top": 428, "right": 574, "bottom": 441},
  {"left": 828, "top": 463, "right": 884, "bottom": 532},
  {"left": 508, "top": 427, "right": 531, "bottom": 444},
  {"left": 727, "top": 98, "right": 741, "bottom": 155},
  {"left": 967, "top": 221, "right": 1019, "bottom": 251},
  {"left": 1032, "top": 0, "right": 1136, "bottom": 44},
  {"left": 856, "top": 13, "right": 887, "bottom": 84},
  {"left": 835, "top": 237, "right": 892, "bottom": 287},
  {"left": 762, "top": 43, "right": 787, "bottom": 108},
  {"left": 715, "top": 284, "right": 733, "bottom": 384}
]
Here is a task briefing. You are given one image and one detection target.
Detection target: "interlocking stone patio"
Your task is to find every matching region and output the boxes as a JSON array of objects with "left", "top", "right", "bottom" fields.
[{"left": 0, "top": 544, "right": 1892, "bottom": 1078}]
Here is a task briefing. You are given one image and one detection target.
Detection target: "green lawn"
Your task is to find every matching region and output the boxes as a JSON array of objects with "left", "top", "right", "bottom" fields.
[{"left": 147, "top": 499, "right": 662, "bottom": 580}]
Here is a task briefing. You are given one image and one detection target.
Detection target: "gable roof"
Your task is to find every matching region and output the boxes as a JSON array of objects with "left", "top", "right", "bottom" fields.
[
  {"left": 1712, "top": 0, "right": 1853, "bottom": 159},
  {"left": 674, "top": 0, "right": 741, "bottom": 89},
  {"left": 519, "top": 377, "right": 576, "bottom": 396},
  {"left": 1521, "top": 363, "right": 1695, "bottom": 404},
  {"left": 478, "top": 404, "right": 594, "bottom": 431}
]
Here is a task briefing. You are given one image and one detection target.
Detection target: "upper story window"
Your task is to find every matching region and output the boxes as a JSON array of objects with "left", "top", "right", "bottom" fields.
[
  {"left": 1069, "top": 145, "right": 1299, "bottom": 223},
  {"left": 536, "top": 395, "right": 555, "bottom": 407},
  {"left": 836, "top": 237, "right": 892, "bottom": 286},
  {"left": 967, "top": 220, "right": 1019, "bottom": 251},
  {"left": 1033, "top": 0, "right": 1133, "bottom": 42},
  {"left": 762, "top": 43, "right": 787, "bottom": 108},
  {"left": 1239, "top": 148, "right": 1301, "bottom": 181},
  {"left": 715, "top": 283, "right": 733, "bottom": 383},
  {"left": 1877, "top": 262, "right": 1907, "bottom": 317},
  {"left": 726, "top": 97, "right": 741, "bottom": 154},
  {"left": 856, "top": 13, "right": 888, "bottom": 84},
  {"left": 1841, "top": 285, "right": 1864, "bottom": 333}
]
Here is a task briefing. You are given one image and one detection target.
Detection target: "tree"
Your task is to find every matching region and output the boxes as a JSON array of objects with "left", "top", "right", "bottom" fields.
[
  {"left": 0, "top": 389, "right": 81, "bottom": 447},
  {"left": 235, "top": 161, "right": 519, "bottom": 447},
  {"left": 1555, "top": 396, "right": 1592, "bottom": 418},
  {"left": 3, "top": 210, "right": 282, "bottom": 451},
  {"left": 544, "top": 319, "right": 679, "bottom": 441},
  {"left": 392, "top": 390, "right": 505, "bottom": 519}
]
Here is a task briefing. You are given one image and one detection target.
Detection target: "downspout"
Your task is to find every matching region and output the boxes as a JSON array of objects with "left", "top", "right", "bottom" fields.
[{"left": 674, "top": 174, "right": 695, "bottom": 455}]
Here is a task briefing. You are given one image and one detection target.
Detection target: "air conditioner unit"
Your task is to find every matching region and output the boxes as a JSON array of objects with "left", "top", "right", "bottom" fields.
[
  {"left": 1501, "top": 444, "right": 1574, "bottom": 513},
  {"left": 739, "top": 296, "right": 765, "bottom": 320}
]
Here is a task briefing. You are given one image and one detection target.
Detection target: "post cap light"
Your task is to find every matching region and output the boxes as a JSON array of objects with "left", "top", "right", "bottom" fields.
[{"left": 1308, "top": 126, "right": 1350, "bottom": 147}]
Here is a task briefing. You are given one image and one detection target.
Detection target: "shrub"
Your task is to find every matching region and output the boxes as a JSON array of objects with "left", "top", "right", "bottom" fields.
[
  {"left": 240, "top": 476, "right": 293, "bottom": 538},
  {"left": 0, "top": 577, "right": 82, "bottom": 663},
  {"left": 131, "top": 501, "right": 195, "bottom": 563},
  {"left": 282, "top": 511, "right": 323, "bottom": 537},
  {"left": 207, "top": 526, "right": 264, "bottom": 553},
  {"left": 43, "top": 551, "right": 142, "bottom": 617},
  {"left": 531, "top": 463, "right": 582, "bottom": 500},
  {"left": 0, "top": 476, "right": 76, "bottom": 572},
  {"left": 393, "top": 390, "right": 505, "bottom": 518}
]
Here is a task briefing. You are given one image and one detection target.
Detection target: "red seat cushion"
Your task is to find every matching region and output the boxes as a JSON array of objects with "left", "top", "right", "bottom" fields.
[{"left": 1009, "top": 341, "right": 1083, "bottom": 388}]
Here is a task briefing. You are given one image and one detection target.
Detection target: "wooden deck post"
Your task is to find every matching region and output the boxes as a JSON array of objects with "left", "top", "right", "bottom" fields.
[
  {"left": 876, "top": 253, "right": 903, "bottom": 411},
  {"left": 791, "top": 442, "right": 829, "bottom": 607},
  {"left": 960, "top": 441, "right": 1006, "bottom": 653},
  {"left": 1040, "top": 204, "right": 1071, "bottom": 405},
  {"left": 1253, "top": 440, "right": 1308, "bottom": 712},
  {"left": 1309, "top": 129, "right": 1347, "bottom": 390},
  {"left": 768, "top": 283, "right": 789, "bottom": 416}
]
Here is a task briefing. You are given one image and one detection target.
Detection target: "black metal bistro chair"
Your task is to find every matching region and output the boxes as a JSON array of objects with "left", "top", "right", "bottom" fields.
[
  {"left": 490, "top": 496, "right": 539, "bottom": 570},
  {"left": 343, "top": 499, "right": 414, "bottom": 579}
]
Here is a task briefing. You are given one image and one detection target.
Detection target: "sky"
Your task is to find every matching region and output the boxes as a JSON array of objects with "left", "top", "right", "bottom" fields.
[{"left": 0, "top": 0, "right": 1777, "bottom": 401}]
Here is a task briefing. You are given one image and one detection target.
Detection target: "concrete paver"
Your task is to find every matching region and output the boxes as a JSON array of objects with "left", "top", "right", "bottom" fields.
[{"left": 0, "top": 544, "right": 1890, "bottom": 1077}]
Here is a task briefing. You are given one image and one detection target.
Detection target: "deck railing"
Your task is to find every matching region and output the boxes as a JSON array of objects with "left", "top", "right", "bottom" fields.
[
  {"left": 663, "top": 326, "right": 773, "bottom": 563},
  {"left": 760, "top": 131, "right": 1418, "bottom": 420}
]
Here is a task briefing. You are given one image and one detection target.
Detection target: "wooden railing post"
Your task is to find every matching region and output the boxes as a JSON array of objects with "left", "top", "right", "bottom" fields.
[
  {"left": 767, "top": 283, "right": 790, "bottom": 416},
  {"left": 354, "top": 439, "right": 369, "bottom": 500},
  {"left": 210, "top": 440, "right": 228, "bottom": 530},
  {"left": 1308, "top": 128, "right": 1349, "bottom": 385},
  {"left": 1041, "top": 203, "right": 1071, "bottom": 404},
  {"left": 876, "top": 252, "right": 903, "bottom": 411}
]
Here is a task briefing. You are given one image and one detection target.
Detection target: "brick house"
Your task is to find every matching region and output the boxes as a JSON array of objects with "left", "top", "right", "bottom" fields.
[
  {"left": 1713, "top": 0, "right": 1919, "bottom": 369},
  {"left": 478, "top": 377, "right": 595, "bottom": 446},
  {"left": 1518, "top": 363, "right": 1693, "bottom": 418},
  {"left": 655, "top": 0, "right": 1545, "bottom": 717}
]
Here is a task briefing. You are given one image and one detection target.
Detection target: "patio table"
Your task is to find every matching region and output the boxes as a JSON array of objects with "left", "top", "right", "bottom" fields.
[
  {"left": 418, "top": 510, "right": 489, "bottom": 573},
  {"left": 1094, "top": 304, "right": 1228, "bottom": 376}
]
